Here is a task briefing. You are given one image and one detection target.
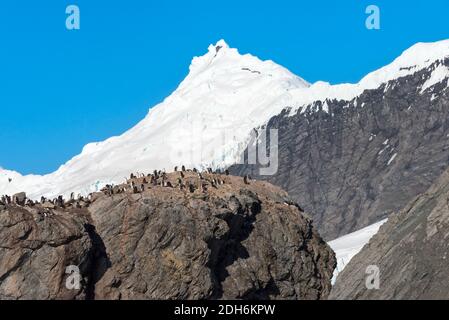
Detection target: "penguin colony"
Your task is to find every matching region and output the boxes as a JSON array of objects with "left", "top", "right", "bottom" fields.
[{"left": 0, "top": 167, "right": 253, "bottom": 216}]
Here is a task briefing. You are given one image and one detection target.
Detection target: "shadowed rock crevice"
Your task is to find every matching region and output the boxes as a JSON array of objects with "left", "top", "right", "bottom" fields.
[
  {"left": 83, "top": 223, "right": 111, "bottom": 300},
  {"left": 206, "top": 191, "right": 261, "bottom": 299}
]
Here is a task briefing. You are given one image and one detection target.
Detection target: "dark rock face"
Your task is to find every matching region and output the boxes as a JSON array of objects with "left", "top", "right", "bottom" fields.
[
  {"left": 0, "top": 174, "right": 335, "bottom": 300},
  {"left": 330, "top": 168, "right": 449, "bottom": 300},
  {"left": 0, "top": 206, "right": 93, "bottom": 299},
  {"left": 230, "top": 59, "right": 449, "bottom": 240}
]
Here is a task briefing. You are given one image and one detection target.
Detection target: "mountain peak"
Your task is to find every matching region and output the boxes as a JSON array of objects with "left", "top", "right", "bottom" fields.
[
  {"left": 208, "top": 39, "right": 230, "bottom": 54},
  {"left": 184, "top": 39, "right": 309, "bottom": 91}
]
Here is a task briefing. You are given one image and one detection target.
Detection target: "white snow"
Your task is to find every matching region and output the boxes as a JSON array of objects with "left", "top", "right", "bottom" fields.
[
  {"left": 387, "top": 153, "right": 398, "bottom": 166},
  {"left": 286, "top": 39, "right": 449, "bottom": 115},
  {"left": 1, "top": 39, "right": 449, "bottom": 200},
  {"left": 420, "top": 64, "right": 449, "bottom": 93},
  {"left": 329, "top": 219, "right": 388, "bottom": 284}
]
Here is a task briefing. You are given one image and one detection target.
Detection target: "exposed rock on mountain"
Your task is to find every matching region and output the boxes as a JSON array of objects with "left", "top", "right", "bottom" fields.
[
  {"left": 330, "top": 168, "right": 449, "bottom": 300},
  {"left": 0, "top": 206, "right": 93, "bottom": 299},
  {"left": 0, "top": 173, "right": 335, "bottom": 300},
  {"left": 230, "top": 57, "right": 449, "bottom": 240}
]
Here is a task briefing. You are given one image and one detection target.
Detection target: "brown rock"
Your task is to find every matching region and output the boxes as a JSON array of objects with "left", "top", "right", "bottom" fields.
[
  {"left": 89, "top": 173, "right": 336, "bottom": 300},
  {"left": 0, "top": 173, "right": 335, "bottom": 300},
  {"left": 0, "top": 206, "right": 94, "bottom": 300}
]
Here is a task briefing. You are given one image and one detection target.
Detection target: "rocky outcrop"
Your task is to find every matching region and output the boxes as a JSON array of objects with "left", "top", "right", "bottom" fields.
[
  {"left": 0, "top": 206, "right": 93, "bottom": 299},
  {"left": 0, "top": 173, "right": 335, "bottom": 300},
  {"left": 89, "top": 172, "right": 335, "bottom": 300},
  {"left": 230, "top": 58, "right": 449, "bottom": 240},
  {"left": 330, "top": 168, "right": 449, "bottom": 300}
]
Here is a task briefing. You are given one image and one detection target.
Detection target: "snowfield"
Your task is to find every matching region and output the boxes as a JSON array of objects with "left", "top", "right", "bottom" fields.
[
  {"left": 1, "top": 39, "right": 449, "bottom": 200},
  {"left": 329, "top": 219, "right": 388, "bottom": 284}
]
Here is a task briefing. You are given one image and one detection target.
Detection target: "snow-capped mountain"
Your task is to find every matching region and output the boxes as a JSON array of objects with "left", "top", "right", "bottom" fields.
[
  {"left": 1, "top": 39, "right": 449, "bottom": 203},
  {"left": 229, "top": 39, "right": 449, "bottom": 239},
  {"left": 0, "top": 40, "right": 308, "bottom": 199}
]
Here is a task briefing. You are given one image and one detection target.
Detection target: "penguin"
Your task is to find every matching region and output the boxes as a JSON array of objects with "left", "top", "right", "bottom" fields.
[
  {"left": 133, "top": 186, "right": 139, "bottom": 194},
  {"left": 166, "top": 181, "right": 173, "bottom": 188},
  {"left": 189, "top": 183, "right": 195, "bottom": 193},
  {"left": 244, "top": 175, "right": 250, "bottom": 185},
  {"left": 140, "top": 184, "right": 145, "bottom": 192},
  {"left": 225, "top": 170, "right": 230, "bottom": 176},
  {"left": 182, "top": 165, "right": 186, "bottom": 172},
  {"left": 177, "top": 178, "right": 185, "bottom": 190},
  {"left": 174, "top": 166, "right": 178, "bottom": 172},
  {"left": 181, "top": 171, "right": 185, "bottom": 178}
]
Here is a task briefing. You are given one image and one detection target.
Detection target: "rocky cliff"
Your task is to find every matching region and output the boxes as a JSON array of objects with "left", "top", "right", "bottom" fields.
[
  {"left": 0, "top": 172, "right": 335, "bottom": 300},
  {"left": 330, "top": 168, "right": 449, "bottom": 300},
  {"left": 0, "top": 206, "right": 93, "bottom": 299},
  {"left": 230, "top": 58, "right": 449, "bottom": 240}
]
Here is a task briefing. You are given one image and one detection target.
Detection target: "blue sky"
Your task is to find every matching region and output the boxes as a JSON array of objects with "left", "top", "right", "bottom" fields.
[{"left": 0, "top": 0, "right": 448, "bottom": 174}]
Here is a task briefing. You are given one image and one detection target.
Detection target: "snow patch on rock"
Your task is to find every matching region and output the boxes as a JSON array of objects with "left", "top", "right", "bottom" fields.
[{"left": 329, "top": 219, "right": 388, "bottom": 284}]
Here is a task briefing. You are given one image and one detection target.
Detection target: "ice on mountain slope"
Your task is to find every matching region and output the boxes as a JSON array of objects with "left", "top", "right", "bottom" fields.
[
  {"left": 286, "top": 39, "right": 449, "bottom": 114},
  {"left": 329, "top": 219, "right": 388, "bottom": 284},
  {"left": 420, "top": 64, "right": 449, "bottom": 93},
  {"left": 1, "top": 39, "right": 449, "bottom": 200}
]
